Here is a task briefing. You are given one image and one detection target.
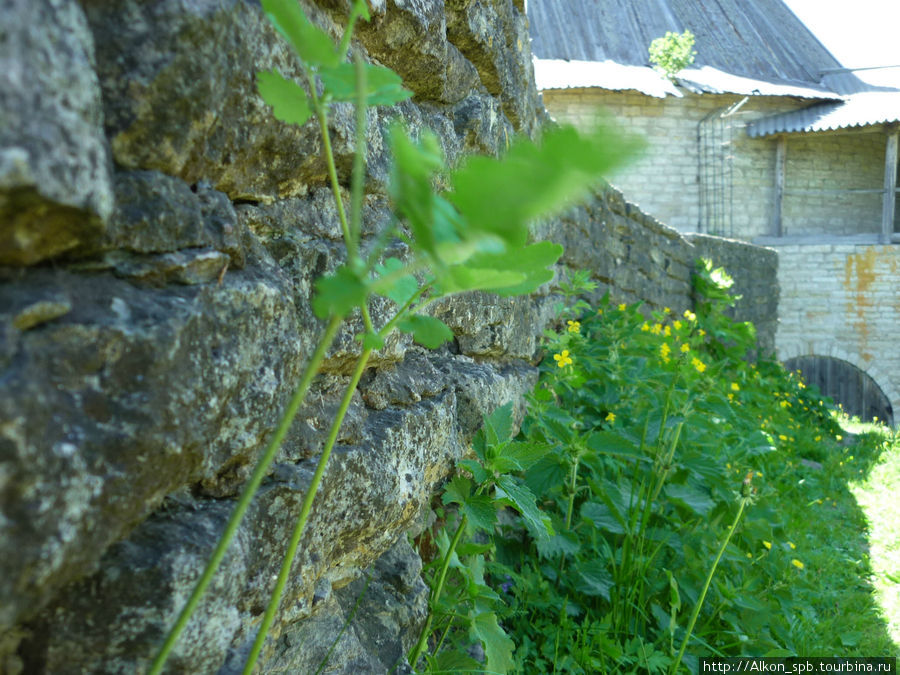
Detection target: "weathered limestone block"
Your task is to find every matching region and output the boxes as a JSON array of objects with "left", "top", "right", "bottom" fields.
[
  {"left": 19, "top": 389, "right": 461, "bottom": 673},
  {"left": 446, "top": 0, "right": 541, "bottom": 136},
  {"left": 82, "top": 0, "right": 376, "bottom": 202},
  {"left": 0, "top": 263, "right": 308, "bottom": 638},
  {"left": 0, "top": 0, "right": 113, "bottom": 265},
  {"left": 265, "top": 536, "right": 425, "bottom": 674},
  {"left": 357, "top": 0, "right": 481, "bottom": 104}
]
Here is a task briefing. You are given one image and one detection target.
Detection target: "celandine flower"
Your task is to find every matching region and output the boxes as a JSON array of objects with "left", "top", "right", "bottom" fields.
[
  {"left": 731, "top": 382, "right": 740, "bottom": 392},
  {"left": 691, "top": 357, "right": 706, "bottom": 373},
  {"left": 605, "top": 412, "right": 616, "bottom": 423},
  {"left": 618, "top": 303, "right": 627, "bottom": 311},
  {"left": 567, "top": 320, "right": 581, "bottom": 334},
  {"left": 680, "top": 343, "right": 690, "bottom": 353},
  {"left": 763, "top": 541, "right": 772, "bottom": 550},
  {"left": 791, "top": 559, "right": 804, "bottom": 570},
  {"left": 553, "top": 349, "right": 573, "bottom": 368}
]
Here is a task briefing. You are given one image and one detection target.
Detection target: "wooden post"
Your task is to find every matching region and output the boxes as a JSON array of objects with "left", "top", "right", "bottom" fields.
[
  {"left": 882, "top": 126, "right": 898, "bottom": 244},
  {"left": 773, "top": 135, "right": 786, "bottom": 237}
]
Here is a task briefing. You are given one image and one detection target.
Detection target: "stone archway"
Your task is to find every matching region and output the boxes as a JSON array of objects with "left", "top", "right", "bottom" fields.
[{"left": 784, "top": 355, "right": 894, "bottom": 425}]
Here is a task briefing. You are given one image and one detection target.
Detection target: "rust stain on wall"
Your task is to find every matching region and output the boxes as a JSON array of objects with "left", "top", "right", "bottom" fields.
[{"left": 843, "top": 247, "right": 878, "bottom": 355}]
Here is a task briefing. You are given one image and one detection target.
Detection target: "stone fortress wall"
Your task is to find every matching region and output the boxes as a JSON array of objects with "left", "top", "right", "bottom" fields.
[{"left": 0, "top": 1, "right": 778, "bottom": 671}]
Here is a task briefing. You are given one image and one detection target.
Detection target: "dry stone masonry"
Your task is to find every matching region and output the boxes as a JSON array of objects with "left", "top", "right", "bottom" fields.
[{"left": 0, "top": 0, "right": 777, "bottom": 672}]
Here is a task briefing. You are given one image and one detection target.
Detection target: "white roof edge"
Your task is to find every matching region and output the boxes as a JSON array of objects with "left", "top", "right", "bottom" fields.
[{"left": 534, "top": 59, "right": 843, "bottom": 101}]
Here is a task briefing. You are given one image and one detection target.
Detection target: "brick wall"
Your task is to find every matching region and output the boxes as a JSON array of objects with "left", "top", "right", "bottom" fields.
[
  {"left": 775, "top": 243, "right": 900, "bottom": 418},
  {"left": 542, "top": 89, "right": 889, "bottom": 240}
]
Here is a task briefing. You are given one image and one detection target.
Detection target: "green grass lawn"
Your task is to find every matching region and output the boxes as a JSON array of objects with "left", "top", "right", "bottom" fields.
[
  {"left": 778, "top": 417, "right": 900, "bottom": 656},
  {"left": 846, "top": 421, "right": 900, "bottom": 652}
]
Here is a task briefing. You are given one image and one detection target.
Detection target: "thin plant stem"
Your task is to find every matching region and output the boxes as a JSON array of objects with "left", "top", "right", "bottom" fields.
[
  {"left": 407, "top": 512, "right": 468, "bottom": 671},
  {"left": 670, "top": 497, "right": 748, "bottom": 674},
  {"left": 307, "top": 73, "right": 356, "bottom": 264},
  {"left": 349, "top": 50, "right": 366, "bottom": 257},
  {"left": 148, "top": 315, "right": 343, "bottom": 675},
  {"left": 243, "top": 345, "right": 376, "bottom": 674}
]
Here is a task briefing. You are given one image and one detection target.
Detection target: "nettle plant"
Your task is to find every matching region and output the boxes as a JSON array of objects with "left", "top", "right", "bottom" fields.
[{"left": 148, "top": 0, "right": 635, "bottom": 673}]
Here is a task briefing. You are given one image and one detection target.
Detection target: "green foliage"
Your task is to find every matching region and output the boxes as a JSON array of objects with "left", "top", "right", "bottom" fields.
[
  {"left": 415, "top": 258, "right": 891, "bottom": 673},
  {"left": 649, "top": 30, "right": 697, "bottom": 80}
]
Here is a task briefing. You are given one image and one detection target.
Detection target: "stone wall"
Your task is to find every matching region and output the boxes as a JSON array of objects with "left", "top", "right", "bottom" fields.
[
  {"left": 775, "top": 243, "right": 900, "bottom": 420},
  {"left": 542, "top": 89, "right": 889, "bottom": 239},
  {"left": 0, "top": 1, "right": 778, "bottom": 672}
]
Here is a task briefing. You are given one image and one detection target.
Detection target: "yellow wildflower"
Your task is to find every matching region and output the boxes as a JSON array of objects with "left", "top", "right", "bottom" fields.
[
  {"left": 673, "top": 320, "right": 683, "bottom": 330},
  {"left": 779, "top": 434, "right": 788, "bottom": 441},
  {"left": 664, "top": 325, "right": 671, "bottom": 337},
  {"left": 659, "top": 343, "right": 671, "bottom": 362},
  {"left": 727, "top": 393, "right": 734, "bottom": 401},
  {"left": 641, "top": 322, "right": 650, "bottom": 332},
  {"left": 567, "top": 320, "right": 581, "bottom": 334},
  {"left": 779, "top": 400, "right": 789, "bottom": 409},
  {"left": 731, "top": 382, "right": 740, "bottom": 392},
  {"left": 553, "top": 350, "right": 573, "bottom": 368},
  {"left": 683, "top": 310, "right": 696, "bottom": 321},
  {"left": 791, "top": 559, "right": 804, "bottom": 570},
  {"left": 691, "top": 357, "right": 706, "bottom": 373},
  {"left": 698, "top": 329, "right": 706, "bottom": 337},
  {"left": 788, "top": 542, "right": 795, "bottom": 549},
  {"left": 746, "top": 552, "right": 752, "bottom": 559},
  {"left": 763, "top": 541, "right": 772, "bottom": 550},
  {"left": 664, "top": 307, "right": 671, "bottom": 314},
  {"left": 651, "top": 323, "right": 663, "bottom": 335},
  {"left": 618, "top": 303, "right": 627, "bottom": 311},
  {"left": 605, "top": 412, "right": 616, "bottom": 423},
  {"left": 680, "top": 343, "right": 690, "bottom": 353}
]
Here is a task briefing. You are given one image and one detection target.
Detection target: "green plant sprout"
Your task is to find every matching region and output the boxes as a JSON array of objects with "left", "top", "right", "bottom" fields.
[
  {"left": 148, "top": 0, "right": 635, "bottom": 672},
  {"left": 649, "top": 30, "right": 696, "bottom": 81}
]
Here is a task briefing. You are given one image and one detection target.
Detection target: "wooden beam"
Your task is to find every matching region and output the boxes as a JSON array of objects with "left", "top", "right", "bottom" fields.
[
  {"left": 773, "top": 135, "right": 786, "bottom": 237},
  {"left": 882, "top": 127, "right": 898, "bottom": 244}
]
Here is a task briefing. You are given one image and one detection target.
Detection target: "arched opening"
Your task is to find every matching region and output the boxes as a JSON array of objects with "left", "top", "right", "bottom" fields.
[{"left": 784, "top": 355, "right": 893, "bottom": 425}]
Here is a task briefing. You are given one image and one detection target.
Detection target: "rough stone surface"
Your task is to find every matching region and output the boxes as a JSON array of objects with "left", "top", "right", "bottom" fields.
[
  {"left": 0, "top": 0, "right": 113, "bottom": 265},
  {"left": 1, "top": 0, "right": 779, "bottom": 671}
]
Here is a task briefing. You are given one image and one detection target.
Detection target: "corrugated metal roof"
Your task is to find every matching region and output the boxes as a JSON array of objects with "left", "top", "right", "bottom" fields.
[
  {"left": 527, "top": 0, "right": 879, "bottom": 97},
  {"left": 747, "top": 92, "right": 900, "bottom": 137}
]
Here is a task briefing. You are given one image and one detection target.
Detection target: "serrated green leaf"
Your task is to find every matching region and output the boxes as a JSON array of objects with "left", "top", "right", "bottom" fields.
[
  {"left": 497, "top": 441, "right": 552, "bottom": 472},
  {"left": 665, "top": 483, "right": 715, "bottom": 516},
  {"left": 319, "top": 62, "right": 413, "bottom": 106},
  {"left": 524, "top": 454, "right": 567, "bottom": 498},
  {"left": 373, "top": 257, "right": 418, "bottom": 307},
  {"left": 449, "top": 123, "right": 639, "bottom": 247},
  {"left": 574, "top": 559, "right": 613, "bottom": 600},
  {"left": 433, "top": 649, "right": 481, "bottom": 672},
  {"left": 581, "top": 500, "right": 626, "bottom": 534},
  {"left": 536, "top": 529, "right": 581, "bottom": 559},
  {"left": 442, "top": 475, "right": 473, "bottom": 506},
  {"left": 495, "top": 475, "right": 553, "bottom": 539},
  {"left": 462, "top": 493, "right": 497, "bottom": 535},
  {"left": 261, "top": 0, "right": 340, "bottom": 68},
  {"left": 458, "top": 458, "right": 490, "bottom": 484},
  {"left": 397, "top": 314, "right": 454, "bottom": 349},
  {"left": 484, "top": 402, "right": 514, "bottom": 446},
  {"left": 312, "top": 266, "right": 367, "bottom": 319},
  {"left": 470, "top": 612, "right": 515, "bottom": 675},
  {"left": 586, "top": 430, "right": 644, "bottom": 460},
  {"left": 257, "top": 71, "right": 312, "bottom": 126}
]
